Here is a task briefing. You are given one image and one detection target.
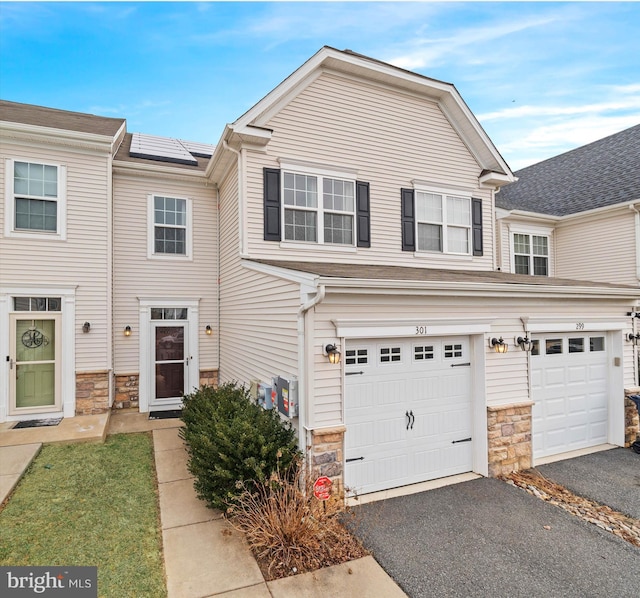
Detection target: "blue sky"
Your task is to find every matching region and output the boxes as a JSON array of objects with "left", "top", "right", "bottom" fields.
[{"left": 1, "top": 1, "right": 639, "bottom": 170}]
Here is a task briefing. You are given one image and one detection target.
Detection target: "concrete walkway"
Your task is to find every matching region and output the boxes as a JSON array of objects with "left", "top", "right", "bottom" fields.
[{"left": 0, "top": 410, "right": 404, "bottom": 596}]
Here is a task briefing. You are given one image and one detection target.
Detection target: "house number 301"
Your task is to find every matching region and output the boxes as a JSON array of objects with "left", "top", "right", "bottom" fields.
[
  {"left": 576, "top": 322, "right": 585, "bottom": 330},
  {"left": 415, "top": 326, "right": 428, "bottom": 335}
]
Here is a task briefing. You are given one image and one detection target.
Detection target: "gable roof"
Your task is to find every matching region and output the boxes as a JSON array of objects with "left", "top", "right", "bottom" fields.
[
  {"left": 0, "top": 100, "right": 125, "bottom": 138},
  {"left": 210, "top": 47, "right": 514, "bottom": 184},
  {"left": 496, "top": 124, "right": 640, "bottom": 216}
]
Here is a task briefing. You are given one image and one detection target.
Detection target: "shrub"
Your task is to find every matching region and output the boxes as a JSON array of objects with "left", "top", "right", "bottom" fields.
[
  {"left": 180, "top": 382, "right": 300, "bottom": 510},
  {"left": 228, "top": 467, "right": 368, "bottom": 580}
]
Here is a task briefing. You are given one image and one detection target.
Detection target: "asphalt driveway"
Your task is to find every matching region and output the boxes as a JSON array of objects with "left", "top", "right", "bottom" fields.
[
  {"left": 537, "top": 447, "right": 640, "bottom": 520},
  {"left": 350, "top": 467, "right": 640, "bottom": 597}
]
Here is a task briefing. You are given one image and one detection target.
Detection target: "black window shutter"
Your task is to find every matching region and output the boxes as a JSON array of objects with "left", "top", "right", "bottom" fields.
[
  {"left": 263, "top": 168, "right": 281, "bottom": 241},
  {"left": 472, "top": 197, "right": 483, "bottom": 256},
  {"left": 355, "top": 181, "right": 370, "bottom": 248},
  {"left": 401, "top": 188, "right": 415, "bottom": 251}
]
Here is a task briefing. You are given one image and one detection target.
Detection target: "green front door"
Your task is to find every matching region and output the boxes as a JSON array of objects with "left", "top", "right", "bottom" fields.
[{"left": 10, "top": 315, "right": 61, "bottom": 414}]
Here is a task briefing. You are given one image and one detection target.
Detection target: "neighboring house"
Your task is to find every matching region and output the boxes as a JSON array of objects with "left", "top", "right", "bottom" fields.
[
  {"left": 1, "top": 47, "right": 638, "bottom": 499},
  {"left": 0, "top": 101, "right": 218, "bottom": 425},
  {"left": 495, "top": 124, "right": 640, "bottom": 287}
]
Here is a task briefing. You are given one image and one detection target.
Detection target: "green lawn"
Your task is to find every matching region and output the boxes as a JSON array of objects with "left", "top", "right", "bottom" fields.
[{"left": 0, "top": 433, "right": 167, "bottom": 598}]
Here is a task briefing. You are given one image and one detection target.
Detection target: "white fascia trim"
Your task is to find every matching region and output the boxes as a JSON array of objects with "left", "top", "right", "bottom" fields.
[
  {"left": 496, "top": 209, "right": 561, "bottom": 225},
  {"left": 522, "top": 315, "right": 629, "bottom": 333},
  {"left": 112, "top": 161, "right": 209, "bottom": 184},
  {"left": 241, "top": 259, "right": 317, "bottom": 287},
  {"left": 0, "top": 122, "right": 115, "bottom": 152},
  {"left": 318, "top": 277, "right": 640, "bottom": 300},
  {"left": 333, "top": 317, "right": 495, "bottom": 338},
  {"left": 479, "top": 171, "right": 514, "bottom": 188},
  {"left": 508, "top": 222, "right": 555, "bottom": 236}
]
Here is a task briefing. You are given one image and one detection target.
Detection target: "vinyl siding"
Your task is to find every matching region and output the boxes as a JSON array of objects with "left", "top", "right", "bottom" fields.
[
  {"left": 0, "top": 139, "right": 111, "bottom": 371},
  {"left": 218, "top": 166, "right": 301, "bottom": 386},
  {"left": 112, "top": 173, "right": 218, "bottom": 374},
  {"left": 311, "top": 294, "right": 634, "bottom": 427},
  {"left": 245, "top": 71, "right": 494, "bottom": 269},
  {"left": 555, "top": 210, "right": 639, "bottom": 286}
]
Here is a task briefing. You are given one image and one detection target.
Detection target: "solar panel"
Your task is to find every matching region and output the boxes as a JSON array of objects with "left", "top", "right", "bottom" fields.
[
  {"left": 130, "top": 132, "right": 198, "bottom": 166},
  {"left": 179, "top": 139, "right": 215, "bottom": 158}
]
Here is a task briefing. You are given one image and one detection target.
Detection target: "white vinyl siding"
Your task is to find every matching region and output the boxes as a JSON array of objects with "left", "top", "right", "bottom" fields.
[
  {"left": 245, "top": 71, "right": 493, "bottom": 268},
  {"left": 0, "top": 142, "right": 110, "bottom": 371},
  {"left": 555, "top": 210, "right": 638, "bottom": 286},
  {"left": 112, "top": 174, "right": 217, "bottom": 374},
  {"left": 218, "top": 167, "right": 300, "bottom": 385}
]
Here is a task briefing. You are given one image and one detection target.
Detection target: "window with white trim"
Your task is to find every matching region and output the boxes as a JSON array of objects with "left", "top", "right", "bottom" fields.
[
  {"left": 513, "top": 233, "right": 549, "bottom": 275},
  {"left": 282, "top": 171, "right": 355, "bottom": 245},
  {"left": 416, "top": 192, "right": 471, "bottom": 254},
  {"left": 5, "top": 159, "right": 66, "bottom": 238},
  {"left": 148, "top": 195, "right": 192, "bottom": 258}
]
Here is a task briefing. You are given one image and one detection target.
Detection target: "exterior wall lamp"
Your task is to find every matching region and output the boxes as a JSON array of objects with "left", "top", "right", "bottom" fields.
[
  {"left": 490, "top": 337, "right": 508, "bottom": 354},
  {"left": 205, "top": 325, "right": 213, "bottom": 335},
  {"left": 516, "top": 336, "right": 532, "bottom": 352},
  {"left": 627, "top": 333, "right": 640, "bottom": 346},
  {"left": 82, "top": 322, "right": 91, "bottom": 333},
  {"left": 324, "top": 343, "right": 342, "bottom": 364},
  {"left": 124, "top": 325, "right": 132, "bottom": 337}
]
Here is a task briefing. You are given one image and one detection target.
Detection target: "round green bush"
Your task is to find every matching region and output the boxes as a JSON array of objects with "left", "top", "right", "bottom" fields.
[{"left": 180, "top": 382, "right": 300, "bottom": 510}]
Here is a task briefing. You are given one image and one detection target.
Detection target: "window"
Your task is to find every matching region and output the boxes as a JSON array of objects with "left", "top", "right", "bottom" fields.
[
  {"left": 148, "top": 195, "right": 192, "bottom": 259},
  {"left": 380, "top": 347, "right": 401, "bottom": 363},
  {"left": 13, "top": 297, "right": 61, "bottom": 312},
  {"left": 415, "top": 192, "right": 471, "bottom": 254},
  {"left": 346, "top": 348, "right": 368, "bottom": 365},
  {"left": 414, "top": 345, "right": 435, "bottom": 360},
  {"left": 282, "top": 172, "right": 355, "bottom": 245},
  {"left": 444, "top": 343, "right": 463, "bottom": 358},
  {"left": 5, "top": 159, "right": 66, "bottom": 238},
  {"left": 513, "top": 233, "right": 549, "bottom": 275}
]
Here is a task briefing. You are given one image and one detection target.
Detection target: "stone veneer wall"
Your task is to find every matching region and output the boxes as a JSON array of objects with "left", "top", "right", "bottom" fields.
[
  {"left": 487, "top": 402, "right": 533, "bottom": 477},
  {"left": 199, "top": 369, "right": 218, "bottom": 388},
  {"left": 113, "top": 374, "right": 139, "bottom": 410},
  {"left": 75, "top": 371, "right": 110, "bottom": 415},
  {"left": 624, "top": 388, "right": 640, "bottom": 446},
  {"left": 310, "top": 426, "right": 345, "bottom": 495}
]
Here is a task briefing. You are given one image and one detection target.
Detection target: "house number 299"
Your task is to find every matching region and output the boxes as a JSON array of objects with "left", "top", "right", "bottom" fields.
[
  {"left": 415, "top": 326, "right": 428, "bottom": 335},
  {"left": 576, "top": 322, "right": 585, "bottom": 330}
]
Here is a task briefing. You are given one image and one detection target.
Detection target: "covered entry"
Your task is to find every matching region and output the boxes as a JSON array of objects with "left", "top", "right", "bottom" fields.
[{"left": 344, "top": 336, "right": 473, "bottom": 495}]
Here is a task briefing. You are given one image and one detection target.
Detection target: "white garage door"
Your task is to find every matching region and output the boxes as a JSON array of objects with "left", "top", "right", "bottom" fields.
[
  {"left": 344, "top": 336, "right": 473, "bottom": 495},
  {"left": 531, "top": 333, "right": 608, "bottom": 459}
]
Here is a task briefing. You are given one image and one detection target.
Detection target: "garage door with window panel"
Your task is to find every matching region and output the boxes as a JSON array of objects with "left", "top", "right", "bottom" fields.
[
  {"left": 344, "top": 336, "right": 473, "bottom": 495},
  {"left": 531, "top": 333, "right": 608, "bottom": 459}
]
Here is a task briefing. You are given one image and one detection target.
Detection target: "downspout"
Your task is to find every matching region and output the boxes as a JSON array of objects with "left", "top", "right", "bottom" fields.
[
  {"left": 297, "top": 284, "right": 326, "bottom": 461},
  {"left": 630, "top": 203, "right": 640, "bottom": 282},
  {"left": 216, "top": 186, "right": 221, "bottom": 379},
  {"left": 222, "top": 140, "right": 245, "bottom": 257}
]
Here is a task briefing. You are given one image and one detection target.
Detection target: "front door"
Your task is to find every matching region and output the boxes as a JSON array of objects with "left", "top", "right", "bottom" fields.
[
  {"left": 151, "top": 321, "right": 188, "bottom": 409},
  {"left": 9, "top": 314, "right": 62, "bottom": 415}
]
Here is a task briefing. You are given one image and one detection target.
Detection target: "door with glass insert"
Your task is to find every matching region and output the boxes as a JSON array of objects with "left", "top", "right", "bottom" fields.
[
  {"left": 151, "top": 323, "right": 188, "bottom": 407},
  {"left": 9, "top": 315, "right": 62, "bottom": 414}
]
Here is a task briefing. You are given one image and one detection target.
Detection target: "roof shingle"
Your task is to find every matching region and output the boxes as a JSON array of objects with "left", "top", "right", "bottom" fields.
[{"left": 496, "top": 124, "right": 640, "bottom": 216}]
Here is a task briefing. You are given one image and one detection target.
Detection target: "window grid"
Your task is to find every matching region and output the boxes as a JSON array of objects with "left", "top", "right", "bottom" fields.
[
  {"left": 13, "top": 297, "right": 61, "bottom": 312},
  {"left": 414, "top": 345, "right": 435, "bottom": 360},
  {"left": 380, "top": 347, "right": 401, "bottom": 363},
  {"left": 13, "top": 161, "right": 59, "bottom": 232},
  {"left": 154, "top": 196, "right": 187, "bottom": 254},
  {"left": 415, "top": 192, "right": 470, "bottom": 254},
  {"left": 444, "top": 344, "right": 463, "bottom": 358},
  {"left": 283, "top": 172, "right": 355, "bottom": 245},
  {"left": 150, "top": 308, "right": 188, "bottom": 320},
  {"left": 514, "top": 233, "right": 549, "bottom": 276},
  {"left": 345, "top": 348, "right": 368, "bottom": 365}
]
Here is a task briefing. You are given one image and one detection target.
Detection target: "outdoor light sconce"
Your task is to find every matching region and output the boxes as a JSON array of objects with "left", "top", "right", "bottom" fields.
[
  {"left": 205, "top": 325, "right": 213, "bottom": 335},
  {"left": 124, "top": 325, "right": 132, "bottom": 337},
  {"left": 516, "top": 336, "right": 532, "bottom": 352},
  {"left": 490, "top": 337, "right": 508, "bottom": 354},
  {"left": 82, "top": 322, "right": 91, "bottom": 333},
  {"left": 627, "top": 333, "right": 640, "bottom": 346},
  {"left": 324, "top": 343, "right": 342, "bottom": 364}
]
